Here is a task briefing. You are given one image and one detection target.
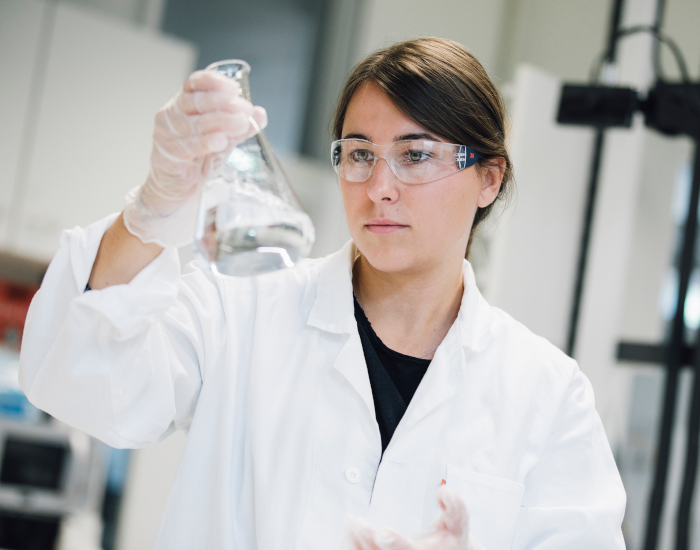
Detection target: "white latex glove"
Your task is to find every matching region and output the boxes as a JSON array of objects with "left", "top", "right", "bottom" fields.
[
  {"left": 344, "top": 486, "right": 484, "bottom": 550},
  {"left": 123, "top": 70, "right": 268, "bottom": 247}
]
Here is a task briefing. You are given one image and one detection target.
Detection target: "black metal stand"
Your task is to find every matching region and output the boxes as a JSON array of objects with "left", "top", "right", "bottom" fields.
[
  {"left": 618, "top": 142, "right": 700, "bottom": 550},
  {"left": 561, "top": 0, "right": 700, "bottom": 545},
  {"left": 566, "top": 130, "right": 605, "bottom": 356}
]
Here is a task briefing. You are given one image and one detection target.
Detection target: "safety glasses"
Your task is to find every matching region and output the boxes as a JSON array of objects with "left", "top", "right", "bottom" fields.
[{"left": 330, "top": 139, "right": 483, "bottom": 185}]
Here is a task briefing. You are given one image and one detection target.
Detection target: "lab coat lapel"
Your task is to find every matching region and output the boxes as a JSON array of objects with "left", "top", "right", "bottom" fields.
[
  {"left": 307, "top": 241, "right": 377, "bottom": 417},
  {"left": 306, "top": 240, "right": 357, "bottom": 335},
  {"left": 391, "top": 325, "right": 465, "bottom": 442},
  {"left": 390, "top": 261, "right": 494, "bottom": 443},
  {"left": 331, "top": 332, "right": 377, "bottom": 418}
]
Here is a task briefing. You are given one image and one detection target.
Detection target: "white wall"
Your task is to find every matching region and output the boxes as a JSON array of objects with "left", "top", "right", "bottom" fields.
[
  {"left": 0, "top": 0, "right": 46, "bottom": 249},
  {"left": 357, "top": 0, "right": 507, "bottom": 77},
  {"left": 482, "top": 64, "right": 593, "bottom": 350},
  {"left": 496, "top": 0, "right": 611, "bottom": 82},
  {"left": 0, "top": 0, "right": 195, "bottom": 262},
  {"left": 63, "top": 0, "right": 165, "bottom": 27},
  {"left": 660, "top": 0, "right": 700, "bottom": 80}
]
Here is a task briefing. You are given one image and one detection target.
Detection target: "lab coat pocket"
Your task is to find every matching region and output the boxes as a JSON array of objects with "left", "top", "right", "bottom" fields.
[{"left": 446, "top": 465, "right": 525, "bottom": 550}]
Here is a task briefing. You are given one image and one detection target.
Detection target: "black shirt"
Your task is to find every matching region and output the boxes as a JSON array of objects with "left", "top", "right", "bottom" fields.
[{"left": 354, "top": 296, "right": 431, "bottom": 452}]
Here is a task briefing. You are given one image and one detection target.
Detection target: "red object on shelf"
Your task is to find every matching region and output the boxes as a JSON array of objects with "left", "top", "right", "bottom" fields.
[{"left": 0, "top": 280, "right": 39, "bottom": 351}]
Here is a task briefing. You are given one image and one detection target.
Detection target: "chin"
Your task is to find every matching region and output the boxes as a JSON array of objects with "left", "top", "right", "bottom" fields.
[{"left": 355, "top": 238, "right": 421, "bottom": 274}]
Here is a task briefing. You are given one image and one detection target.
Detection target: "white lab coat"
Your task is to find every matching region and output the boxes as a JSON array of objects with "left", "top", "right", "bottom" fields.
[{"left": 19, "top": 213, "right": 626, "bottom": 550}]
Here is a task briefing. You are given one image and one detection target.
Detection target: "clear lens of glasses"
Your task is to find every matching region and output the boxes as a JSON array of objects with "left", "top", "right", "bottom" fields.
[
  {"left": 330, "top": 139, "right": 481, "bottom": 184},
  {"left": 194, "top": 60, "right": 315, "bottom": 277}
]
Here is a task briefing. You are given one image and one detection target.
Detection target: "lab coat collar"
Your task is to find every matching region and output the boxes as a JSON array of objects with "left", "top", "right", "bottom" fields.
[
  {"left": 306, "top": 240, "right": 358, "bottom": 335},
  {"left": 456, "top": 259, "right": 495, "bottom": 353},
  {"left": 306, "top": 240, "right": 495, "bottom": 353}
]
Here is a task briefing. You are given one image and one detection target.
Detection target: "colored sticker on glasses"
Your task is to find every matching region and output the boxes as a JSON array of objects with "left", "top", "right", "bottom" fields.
[
  {"left": 456, "top": 145, "right": 468, "bottom": 169},
  {"left": 455, "top": 145, "right": 478, "bottom": 169}
]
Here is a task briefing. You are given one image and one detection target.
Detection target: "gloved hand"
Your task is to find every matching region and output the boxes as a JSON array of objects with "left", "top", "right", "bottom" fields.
[
  {"left": 344, "top": 486, "right": 484, "bottom": 550},
  {"left": 123, "top": 70, "right": 268, "bottom": 248}
]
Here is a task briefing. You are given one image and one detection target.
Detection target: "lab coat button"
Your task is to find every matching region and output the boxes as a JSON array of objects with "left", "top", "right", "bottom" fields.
[{"left": 344, "top": 467, "right": 361, "bottom": 484}]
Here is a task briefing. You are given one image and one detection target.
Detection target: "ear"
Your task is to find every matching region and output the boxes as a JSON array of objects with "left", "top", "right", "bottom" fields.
[{"left": 477, "top": 157, "right": 506, "bottom": 208}]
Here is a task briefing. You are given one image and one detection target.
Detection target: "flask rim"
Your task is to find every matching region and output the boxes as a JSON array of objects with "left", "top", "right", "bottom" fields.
[{"left": 205, "top": 59, "right": 251, "bottom": 79}]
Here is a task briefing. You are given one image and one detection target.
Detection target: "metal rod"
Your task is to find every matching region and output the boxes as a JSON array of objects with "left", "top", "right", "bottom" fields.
[
  {"left": 674, "top": 143, "right": 700, "bottom": 550},
  {"left": 606, "top": 0, "right": 625, "bottom": 61},
  {"left": 652, "top": 0, "right": 667, "bottom": 78},
  {"left": 566, "top": 129, "right": 605, "bottom": 356},
  {"left": 617, "top": 342, "right": 694, "bottom": 366}
]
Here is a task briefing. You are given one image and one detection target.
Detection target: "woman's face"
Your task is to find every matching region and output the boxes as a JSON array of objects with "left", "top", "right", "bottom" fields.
[{"left": 339, "top": 82, "right": 503, "bottom": 275}]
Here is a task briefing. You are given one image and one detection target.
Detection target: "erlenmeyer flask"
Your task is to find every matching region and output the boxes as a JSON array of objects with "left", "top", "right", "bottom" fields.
[{"left": 194, "top": 60, "right": 315, "bottom": 277}]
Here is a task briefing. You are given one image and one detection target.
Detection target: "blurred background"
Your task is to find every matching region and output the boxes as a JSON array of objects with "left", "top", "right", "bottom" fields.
[{"left": 1, "top": 0, "right": 700, "bottom": 548}]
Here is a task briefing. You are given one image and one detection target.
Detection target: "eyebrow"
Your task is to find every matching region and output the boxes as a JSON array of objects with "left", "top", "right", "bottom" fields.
[
  {"left": 340, "top": 132, "right": 441, "bottom": 142},
  {"left": 395, "top": 132, "right": 440, "bottom": 142},
  {"left": 341, "top": 132, "right": 369, "bottom": 140}
]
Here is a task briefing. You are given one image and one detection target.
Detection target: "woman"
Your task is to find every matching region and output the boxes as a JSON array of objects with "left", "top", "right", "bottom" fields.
[{"left": 19, "top": 38, "right": 625, "bottom": 549}]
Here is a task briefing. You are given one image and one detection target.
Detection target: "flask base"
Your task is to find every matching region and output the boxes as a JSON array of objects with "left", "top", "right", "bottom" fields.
[
  {"left": 198, "top": 222, "right": 310, "bottom": 277},
  {"left": 211, "top": 246, "right": 297, "bottom": 277}
]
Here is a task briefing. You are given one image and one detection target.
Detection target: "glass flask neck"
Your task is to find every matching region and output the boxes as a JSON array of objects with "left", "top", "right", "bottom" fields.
[{"left": 205, "top": 59, "right": 252, "bottom": 101}]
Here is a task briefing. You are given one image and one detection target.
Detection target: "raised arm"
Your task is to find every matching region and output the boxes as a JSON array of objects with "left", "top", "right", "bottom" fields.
[
  {"left": 88, "top": 213, "right": 162, "bottom": 288},
  {"left": 20, "top": 69, "right": 267, "bottom": 447}
]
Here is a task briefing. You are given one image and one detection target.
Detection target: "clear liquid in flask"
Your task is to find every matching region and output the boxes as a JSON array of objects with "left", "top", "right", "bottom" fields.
[{"left": 195, "top": 178, "right": 315, "bottom": 277}]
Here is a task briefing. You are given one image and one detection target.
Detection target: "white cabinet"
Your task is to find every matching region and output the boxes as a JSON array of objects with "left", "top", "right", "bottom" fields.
[
  {"left": 1, "top": 0, "right": 196, "bottom": 261},
  {"left": 0, "top": 0, "right": 46, "bottom": 246}
]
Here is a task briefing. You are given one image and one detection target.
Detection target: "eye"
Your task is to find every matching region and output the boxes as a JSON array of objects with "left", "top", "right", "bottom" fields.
[
  {"left": 350, "top": 149, "right": 373, "bottom": 162},
  {"left": 405, "top": 150, "right": 432, "bottom": 163}
]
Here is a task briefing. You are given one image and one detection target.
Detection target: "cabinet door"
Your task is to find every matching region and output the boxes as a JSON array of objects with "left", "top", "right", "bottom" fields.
[
  {"left": 0, "top": 0, "right": 46, "bottom": 246},
  {"left": 12, "top": 1, "right": 195, "bottom": 261}
]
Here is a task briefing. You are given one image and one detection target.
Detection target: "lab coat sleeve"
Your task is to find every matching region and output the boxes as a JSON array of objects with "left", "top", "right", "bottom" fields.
[
  {"left": 19, "top": 214, "right": 225, "bottom": 449},
  {"left": 510, "top": 366, "right": 626, "bottom": 549}
]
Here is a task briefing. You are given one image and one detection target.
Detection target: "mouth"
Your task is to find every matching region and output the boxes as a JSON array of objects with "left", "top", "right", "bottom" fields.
[{"left": 365, "top": 219, "right": 409, "bottom": 235}]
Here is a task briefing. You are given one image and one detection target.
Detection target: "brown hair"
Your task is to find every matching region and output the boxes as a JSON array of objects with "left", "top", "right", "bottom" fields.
[{"left": 332, "top": 37, "right": 513, "bottom": 258}]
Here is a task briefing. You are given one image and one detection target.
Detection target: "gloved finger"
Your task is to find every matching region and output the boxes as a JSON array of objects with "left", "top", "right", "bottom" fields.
[
  {"left": 140, "top": 168, "right": 201, "bottom": 204},
  {"left": 349, "top": 531, "right": 379, "bottom": 550},
  {"left": 345, "top": 517, "right": 382, "bottom": 550},
  {"left": 154, "top": 111, "right": 252, "bottom": 149},
  {"left": 177, "top": 91, "right": 250, "bottom": 115},
  {"left": 373, "top": 529, "right": 415, "bottom": 550},
  {"left": 435, "top": 486, "right": 468, "bottom": 538},
  {"left": 183, "top": 70, "right": 241, "bottom": 95},
  {"left": 224, "top": 110, "right": 266, "bottom": 146},
  {"left": 154, "top": 133, "right": 229, "bottom": 163},
  {"left": 187, "top": 111, "right": 255, "bottom": 137},
  {"left": 251, "top": 105, "right": 268, "bottom": 131},
  {"left": 154, "top": 100, "right": 193, "bottom": 139}
]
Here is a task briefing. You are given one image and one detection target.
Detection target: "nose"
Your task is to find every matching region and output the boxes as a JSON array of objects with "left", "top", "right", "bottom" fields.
[{"left": 366, "top": 157, "right": 400, "bottom": 204}]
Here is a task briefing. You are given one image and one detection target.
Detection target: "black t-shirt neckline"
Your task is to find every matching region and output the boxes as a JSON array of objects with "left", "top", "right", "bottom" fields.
[{"left": 353, "top": 295, "right": 431, "bottom": 452}]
